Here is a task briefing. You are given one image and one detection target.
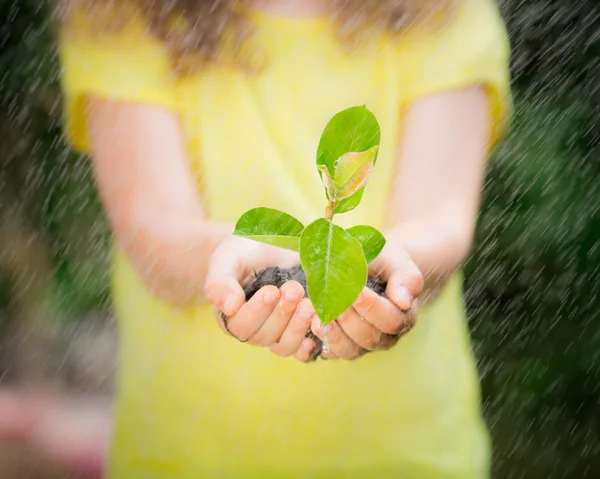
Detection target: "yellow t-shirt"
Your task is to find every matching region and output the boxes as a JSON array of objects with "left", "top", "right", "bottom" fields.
[{"left": 60, "top": 2, "right": 511, "bottom": 478}]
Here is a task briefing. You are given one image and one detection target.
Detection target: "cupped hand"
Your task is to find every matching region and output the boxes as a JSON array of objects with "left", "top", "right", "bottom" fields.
[
  {"left": 311, "top": 234, "right": 424, "bottom": 360},
  {"left": 204, "top": 236, "right": 320, "bottom": 362}
]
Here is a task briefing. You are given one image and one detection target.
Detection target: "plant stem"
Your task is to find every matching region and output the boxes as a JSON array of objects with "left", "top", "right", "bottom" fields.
[{"left": 325, "top": 201, "right": 336, "bottom": 221}]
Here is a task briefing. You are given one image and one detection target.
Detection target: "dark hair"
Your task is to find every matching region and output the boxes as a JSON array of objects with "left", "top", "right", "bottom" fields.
[{"left": 59, "top": 0, "right": 454, "bottom": 73}]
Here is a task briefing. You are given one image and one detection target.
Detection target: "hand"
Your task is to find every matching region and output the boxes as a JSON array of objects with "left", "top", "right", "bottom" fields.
[
  {"left": 204, "top": 236, "right": 320, "bottom": 362},
  {"left": 311, "top": 233, "right": 424, "bottom": 360}
]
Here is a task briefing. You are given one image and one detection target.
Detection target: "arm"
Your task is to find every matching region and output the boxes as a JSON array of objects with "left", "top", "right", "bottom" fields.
[
  {"left": 383, "top": 85, "right": 490, "bottom": 303},
  {"left": 86, "top": 99, "right": 232, "bottom": 307},
  {"left": 89, "top": 98, "right": 318, "bottom": 360}
]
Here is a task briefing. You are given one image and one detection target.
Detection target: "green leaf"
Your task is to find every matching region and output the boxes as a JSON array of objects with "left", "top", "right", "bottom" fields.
[
  {"left": 300, "top": 219, "right": 368, "bottom": 325},
  {"left": 336, "top": 188, "right": 366, "bottom": 215},
  {"left": 317, "top": 164, "right": 336, "bottom": 201},
  {"left": 317, "top": 105, "right": 381, "bottom": 214},
  {"left": 347, "top": 225, "right": 386, "bottom": 263},
  {"left": 234, "top": 207, "right": 304, "bottom": 251},
  {"left": 331, "top": 146, "right": 378, "bottom": 200}
]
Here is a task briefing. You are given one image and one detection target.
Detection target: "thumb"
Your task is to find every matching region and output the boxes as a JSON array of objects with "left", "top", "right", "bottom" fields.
[
  {"left": 371, "top": 249, "right": 424, "bottom": 311},
  {"left": 386, "top": 266, "right": 424, "bottom": 312},
  {"left": 203, "top": 245, "right": 246, "bottom": 316}
]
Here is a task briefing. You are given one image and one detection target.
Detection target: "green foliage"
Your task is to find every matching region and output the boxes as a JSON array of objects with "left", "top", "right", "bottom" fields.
[
  {"left": 0, "top": 0, "right": 111, "bottom": 321},
  {"left": 234, "top": 106, "right": 385, "bottom": 325},
  {"left": 233, "top": 208, "right": 304, "bottom": 251},
  {"left": 318, "top": 145, "right": 378, "bottom": 202},
  {"left": 466, "top": 88, "right": 600, "bottom": 476},
  {"left": 346, "top": 226, "right": 386, "bottom": 263},
  {"left": 500, "top": 0, "right": 600, "bottom": 94},
  {"left": 300, "top": 219, "right": 367, "bottom": 324},
  {"left": 316, "top": 106, "right": 381, "bottom": 214}
]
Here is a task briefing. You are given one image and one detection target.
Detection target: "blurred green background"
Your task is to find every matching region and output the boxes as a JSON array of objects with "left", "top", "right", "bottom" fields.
[{"left": 1, "top": 0, "right": 599, "bottom": 477}]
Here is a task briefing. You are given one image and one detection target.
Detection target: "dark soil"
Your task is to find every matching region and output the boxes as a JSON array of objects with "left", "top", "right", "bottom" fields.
[
  {"left": 242, "top": 266, "right": 388, "bottom": 360},
  {"left": 244, "top": 265, "right": 387, "bottom": 299}
]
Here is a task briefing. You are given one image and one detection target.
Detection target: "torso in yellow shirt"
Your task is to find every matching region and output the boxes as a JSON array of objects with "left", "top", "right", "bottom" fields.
[{"left": 60, "top": 2, "right": 511, "bottom": 477}]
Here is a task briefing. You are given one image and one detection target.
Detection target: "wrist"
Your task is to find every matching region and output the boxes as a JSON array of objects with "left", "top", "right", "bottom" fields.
[
  {"left": 381, "top": 223, "right": 456, "bottom": 301},
  {"left": 123, "top": 216, "right": 233, "bottom": 307}
]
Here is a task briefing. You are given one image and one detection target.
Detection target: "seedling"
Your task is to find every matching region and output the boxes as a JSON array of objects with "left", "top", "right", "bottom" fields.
[{"left": 233, "top": 106, "right": 385, "bottom": 325}]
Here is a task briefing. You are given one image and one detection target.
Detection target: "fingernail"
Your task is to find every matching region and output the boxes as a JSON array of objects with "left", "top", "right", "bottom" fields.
[
  {"left": 283, "top": 290, "right": 302, "bottom": 303},
  {"left": 394, "top": 286, "right": 413, "bottom": 311},
  {"left": 262, "top": 290, "right": 279, "bottom": 305},
  {"left": 325, "top": 322, "right": 336, "bottom": 335},
  {"left": 299, "top": 305, "right": 314, "bottom": 321},
  {"left": 223, "top": 294, "right": 237, "bottom": 316}
]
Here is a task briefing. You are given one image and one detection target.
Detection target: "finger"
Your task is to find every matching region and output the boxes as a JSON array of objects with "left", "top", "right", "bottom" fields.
[
  {"left": 270, "top": 298, "right": 314, "bottom": 357},
  {"left": 353, "top": 288, "right": 411, "bottom": 335},
  {"left": 320, "top": 348, "right": 339, "bottom": 360},
  {"left": 370, "top": 248, "right": 424, "bottom": 311},
  {"left": 204, "top": 239, "right": 269, "bottom": 316},
  {"left": 336, "top": 306, "right": 383, "bottom": 351},
  {"left": 385, "top": 261, "right": 424, "bottom": 312},
  {"left": 204, "top": 249, "right": 246, "bottom": 317},
  {"left": 225, "top": 286, "right": 280, "bottom": 341},
  {"left": 402, "top": 300, "right": 419, "bottom": 331},
  {"left": 205, "top": 276, "right": 246, "bottom": 318},
  {"left": 294, "top": 337, "right": 318, "bottom": 363},
  {"left": 311, "top": 318, "right": 366, "bottom": 360},
  {"left": 250, "top": 281, "right": 304, "bottom": 346},
  {"left": 381, "top": 332, "right": 402, "bottom": 351},
  {"left": 215, "top": 307, "right": 229, "bottom": 334}
]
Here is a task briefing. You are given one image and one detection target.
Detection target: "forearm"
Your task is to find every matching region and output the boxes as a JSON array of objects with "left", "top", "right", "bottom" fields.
[
  {"left": 116, "top": 212, "right": 232, "bottom": 307},
  {"left": 85, "top": 99, "right": 234, "bottom": 306},
  {"left": 380, "top": 86, "right": 489, "bottom": 306}
]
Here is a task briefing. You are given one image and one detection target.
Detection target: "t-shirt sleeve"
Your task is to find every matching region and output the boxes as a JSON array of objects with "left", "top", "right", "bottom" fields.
[
  {"left": 400, "top": 0, "right": 512, "bottom": 151},
  {"left": 59, "top": 14, "right": 178, "bottom": 152}
]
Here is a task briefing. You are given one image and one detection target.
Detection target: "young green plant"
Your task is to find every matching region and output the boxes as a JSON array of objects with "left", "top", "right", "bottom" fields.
[{"left": 233, "top": 106, "right": 386, "bottom": 325}]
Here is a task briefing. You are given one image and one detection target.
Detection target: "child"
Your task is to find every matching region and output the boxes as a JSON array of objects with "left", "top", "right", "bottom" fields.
[{"left": 57, "top": 0, "right": 511, "bottom": 477}]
